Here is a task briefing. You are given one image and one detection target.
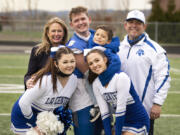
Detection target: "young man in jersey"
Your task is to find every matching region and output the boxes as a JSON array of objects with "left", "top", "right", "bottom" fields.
[
  {"left": 118, "top": 10, "right": 171, "bottom": 135},
  {"left": 66, "top": 6, "right": 103, "bottom": 135}
]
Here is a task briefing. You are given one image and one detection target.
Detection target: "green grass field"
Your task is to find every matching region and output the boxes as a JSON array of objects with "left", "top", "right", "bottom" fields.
[{"left": 0, "top": 53, "right": 180, "bottom": 135}]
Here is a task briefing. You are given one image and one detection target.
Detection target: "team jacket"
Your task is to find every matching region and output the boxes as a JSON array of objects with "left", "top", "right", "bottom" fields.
[{"left": 118, "top": 33, "right": 171, "bottom": 115}]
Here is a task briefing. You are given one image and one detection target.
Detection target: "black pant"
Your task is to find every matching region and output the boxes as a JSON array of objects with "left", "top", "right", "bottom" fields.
[
  {"left": 94, "top": 116, "right": 104, "bottom": 135},
  {"left": 149, "top": 119, "right": 154, "bottom": 135}
]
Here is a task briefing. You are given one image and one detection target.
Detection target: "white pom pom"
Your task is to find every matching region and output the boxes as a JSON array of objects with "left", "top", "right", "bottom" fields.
[{"left": 36, "top": 111, "right": 64, "bottom": 135}]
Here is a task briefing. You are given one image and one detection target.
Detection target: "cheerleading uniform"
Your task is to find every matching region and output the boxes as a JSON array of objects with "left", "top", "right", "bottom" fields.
[
  {"left": 11, "top": 74, "right": 77, "bottom": 135},
  {"left": 93, "top": 72, "right": 150, "bottom": 135}
]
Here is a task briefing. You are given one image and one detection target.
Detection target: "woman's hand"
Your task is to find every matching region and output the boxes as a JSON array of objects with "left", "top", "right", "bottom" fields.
[
  {"left": 34, "top": 126, "right": 45, "bottom": 135},
  {"left": 26, "top": 76, "right": 35, "bottom": 89}
]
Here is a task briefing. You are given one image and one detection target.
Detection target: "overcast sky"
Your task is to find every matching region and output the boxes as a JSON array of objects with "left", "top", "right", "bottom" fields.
[{"left": 0, "top": 0, "right": 152, "bottom": 12}]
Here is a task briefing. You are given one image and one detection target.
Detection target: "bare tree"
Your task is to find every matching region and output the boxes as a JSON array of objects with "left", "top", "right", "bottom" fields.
[
  {"left": 26, "top": 0, "right": 40, "bottom": 31},
  {"left": 1, "top": 0, "right": 14, "bottom": 12},
  {"left": 27, "top": 0, "right": 33, "bottom": 18},
  {"left": 121, "top": 0, "right": 130, "bottom": 11},
  {"left": 119, "top": 0, "right": 130, "bottom": 18},
  {"left": 100, "top": 0, "right": 130, "bottom": 20},
  {"left": 26, "top": 0, "right": 40, "bottom": 19},
  {"left": 98, "top": 0, "right": 130, "bottom": 11},
  {"left": 34, "top": 0, "right": 39, "bottom": 19},
  {"left": 1, "top": 0, "right": 16, "bottom": 31}
]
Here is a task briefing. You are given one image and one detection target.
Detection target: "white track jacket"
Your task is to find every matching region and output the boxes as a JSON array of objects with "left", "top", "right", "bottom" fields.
[{"left": 118, "top": 33, "right": 171, "bottom": 116}]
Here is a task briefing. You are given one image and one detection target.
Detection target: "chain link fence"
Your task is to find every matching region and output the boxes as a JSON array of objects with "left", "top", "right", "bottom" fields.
[{"left": 0, "top": 19, "right": 180, "bottom": 45}]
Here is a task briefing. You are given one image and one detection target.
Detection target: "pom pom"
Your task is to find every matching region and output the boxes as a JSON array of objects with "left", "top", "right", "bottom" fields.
[
  {"left": 36, "top": 111, "right": 64, "bottom": 135},
  {"left": 26, "top": 111, "right": 64, "bottom": 135},
  {"left": 54, "top": 106, "right": 73, "bottom": 133}
]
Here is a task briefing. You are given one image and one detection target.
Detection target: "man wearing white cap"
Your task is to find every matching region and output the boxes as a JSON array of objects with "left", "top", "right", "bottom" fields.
[{"left": 118, "top": 10, "right": 171, "bottom": 135}]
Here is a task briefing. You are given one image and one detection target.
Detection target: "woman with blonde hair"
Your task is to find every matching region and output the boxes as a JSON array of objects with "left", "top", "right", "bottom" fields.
[{"left": 24, "top": 17, "right": 68, "bottom": 90}]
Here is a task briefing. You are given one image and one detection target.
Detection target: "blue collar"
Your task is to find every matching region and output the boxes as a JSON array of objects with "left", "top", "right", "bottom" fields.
[
  {"left": 128, "top": 33, "right": 145, "bottom": 46},
  {"left": 99, "top": 50, "right": 121, "bottom": 86}
]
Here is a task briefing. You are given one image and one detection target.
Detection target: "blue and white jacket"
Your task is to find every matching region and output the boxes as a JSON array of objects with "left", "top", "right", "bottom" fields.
[{"left": 118, "top": 32, "right": 171, "bottom": 116}]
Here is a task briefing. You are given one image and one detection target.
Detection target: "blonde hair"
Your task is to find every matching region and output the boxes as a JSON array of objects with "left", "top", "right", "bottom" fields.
[{"left": 35, "top": 17, "right": 68, "bottom": 55}]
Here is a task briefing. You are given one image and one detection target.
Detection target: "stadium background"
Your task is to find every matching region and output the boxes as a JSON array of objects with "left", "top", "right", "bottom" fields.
[{"left": 0, "top": 1, "right": 180, "bottom": 133}]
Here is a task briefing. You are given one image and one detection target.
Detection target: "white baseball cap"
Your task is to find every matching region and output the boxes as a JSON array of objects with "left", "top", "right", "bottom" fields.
[{"left": 126, "top": 10, "right": 145, "bottom": 24}]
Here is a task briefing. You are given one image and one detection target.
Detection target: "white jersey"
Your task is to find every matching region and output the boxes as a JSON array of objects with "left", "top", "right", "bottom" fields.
[
  {"left": 92, "top": 72, "right": 134, "bottom": 119},
  {"left": 67, "top": 32, "right": 94, "bottom": 112},
  {"left": 118, "top": 33, "right": 171, "bottom": 115},
  {"left": 19, "top": 74, "right": 77, "bottom": 119},
  {"left": 69, "top": 78, "right": 94, "bottom": 112}
]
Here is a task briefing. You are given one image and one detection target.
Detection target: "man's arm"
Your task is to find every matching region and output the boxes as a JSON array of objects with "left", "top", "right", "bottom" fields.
[
  {"left": 74, "top": 53, "right": 89, "bottom": 73},
  {"left": 151, "top": 52, "right": 171, "bottom": 119}
]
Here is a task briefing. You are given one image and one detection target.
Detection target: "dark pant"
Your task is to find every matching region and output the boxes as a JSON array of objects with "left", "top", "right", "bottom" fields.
[
  {"left": 73, "top": 105, "right": 103, "bottom": 135},
  {"left": 149, "top": 119, "right": 154, "bottom": 135},
  {"left": 94, "top": 116, "right": 103, "bottom": 135}
]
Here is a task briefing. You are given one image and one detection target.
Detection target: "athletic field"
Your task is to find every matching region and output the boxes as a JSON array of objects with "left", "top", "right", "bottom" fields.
[{"left": 0, "top": 48, "right": 180, "bottom": 135}]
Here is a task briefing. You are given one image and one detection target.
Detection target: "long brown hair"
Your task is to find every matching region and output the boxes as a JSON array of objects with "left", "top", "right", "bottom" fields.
[
  {"left": 33, "top": 47, "right": 74, "bottom": 92},
  {"left": 86, "top": 49, "right": 108, "bottom": 84},
  {"left": 35, "top": 17, "right": 68, "bottom": 55}
]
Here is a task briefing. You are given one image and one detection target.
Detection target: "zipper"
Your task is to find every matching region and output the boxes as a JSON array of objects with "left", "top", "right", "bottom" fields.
[{"left": 127, "top": 45, "right": 132, "bottom": 59}]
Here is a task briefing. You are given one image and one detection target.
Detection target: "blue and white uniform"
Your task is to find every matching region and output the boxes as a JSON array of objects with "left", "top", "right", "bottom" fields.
[
  {"left": 67, "top": 30, "right": 94, "bottom": 112},
  {"left": 84, "top": 36, "right": 121, "bottom": 103},
  {"left": 118, "top": 33, "right": 171, "bottom": 116},
  {"left": 93, "top": 72, "right": 150, "bottom": 135},
  {"left": 66, "top": 30, "right": 103, "bottom": 135},
  {"left": 11, "top": 74, "right": 77, "bottom": 135}
]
